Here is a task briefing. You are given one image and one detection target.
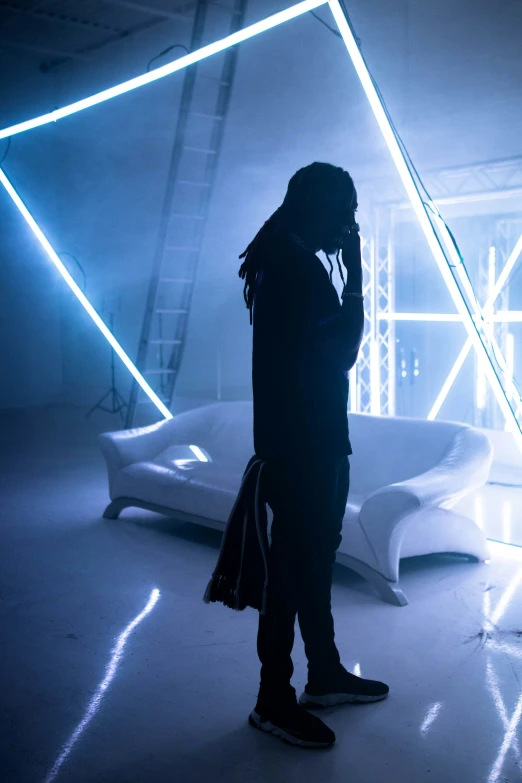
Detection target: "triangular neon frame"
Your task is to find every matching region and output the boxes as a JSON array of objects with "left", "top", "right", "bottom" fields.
[{"left": 1, "top": 0, "right": 521, "bottom": 452}]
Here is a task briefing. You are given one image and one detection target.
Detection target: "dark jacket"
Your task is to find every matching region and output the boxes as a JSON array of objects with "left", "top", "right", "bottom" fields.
[{"left": 252, "top": 234, "right": 364, "bottom": 460}]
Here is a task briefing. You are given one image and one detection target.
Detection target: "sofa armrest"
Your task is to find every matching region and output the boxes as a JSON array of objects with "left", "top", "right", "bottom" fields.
[
  {"left": 358, "top": 426, "right": 492, "bottom": 573},
  {"left": 98, "top": 417, "right": 181, "bottom": 472},
  {"left": 398, "top": 426, "right": 491, "bottom": 507},
  {"left": 363, "top": 425, "right": 492, "bottom": 512}
]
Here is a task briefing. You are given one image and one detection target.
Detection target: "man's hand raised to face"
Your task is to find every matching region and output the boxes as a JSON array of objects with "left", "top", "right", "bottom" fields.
[{"left": 341, "top": 224, "right": 363, "bottom": 290}]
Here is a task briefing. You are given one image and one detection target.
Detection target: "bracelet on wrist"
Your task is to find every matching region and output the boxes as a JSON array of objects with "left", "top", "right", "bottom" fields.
[{"left": 342, "top": 290, "right": 364, "bottom": 300}]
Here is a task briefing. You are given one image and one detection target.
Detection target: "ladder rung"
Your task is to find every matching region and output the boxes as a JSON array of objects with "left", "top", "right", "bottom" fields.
[
  {"left": 155, "top": 308, "right": 188, "bottom": 314},
  {"left": 143, "top": 368, "right": 175, "bottom": 375},
  {"left": 171, "top": 213, "right": 205, "bottom": 219},
  {"left": 208, "top": 1, "right": 234, "bottom": 10},
  {"left": 160, "top": 277, "right": 194, "bottom": 283},
  {"left": 149, "top": 339, "right": 182, "bottom": 345},
  {"left": 183, "top": 145, "right": 217, "bottom": 155},
  {"left": 191, "top": 111, "right": 224, "bottom": 121},
  {"left": 177, "top": 179, "right": 211, "bottom": 187},
  {"left": 197, "top": 74, "right": 231, "bottom": 86}
]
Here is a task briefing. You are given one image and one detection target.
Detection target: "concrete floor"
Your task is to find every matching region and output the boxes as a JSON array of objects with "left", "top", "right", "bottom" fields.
[{"left": 2, "top": 404, "right": 522, "bottom": 783}]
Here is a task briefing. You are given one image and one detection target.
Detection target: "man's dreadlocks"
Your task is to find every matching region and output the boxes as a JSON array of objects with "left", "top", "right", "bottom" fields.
[{"left": 238, "top": 162, "right": 355, "bottom": 324}]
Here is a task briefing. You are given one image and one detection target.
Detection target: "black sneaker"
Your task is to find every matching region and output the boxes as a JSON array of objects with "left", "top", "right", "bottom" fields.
[
  {"left": 299, "top": 666, "right": 389, "bottom": 709},
  {"left": 249, "top": 697, "right": 336, "bottom": 748}
]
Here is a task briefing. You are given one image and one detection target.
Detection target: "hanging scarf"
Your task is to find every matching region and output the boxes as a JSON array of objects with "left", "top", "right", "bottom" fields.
[{"left": 203, "top": 456, "right": 270, "bottom": 614}]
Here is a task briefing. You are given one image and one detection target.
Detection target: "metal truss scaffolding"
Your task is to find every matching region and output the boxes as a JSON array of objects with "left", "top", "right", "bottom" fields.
[
  {"left": 357, "top": 207, "right": 395, "bottom": 416},
  {"left": 363, "top": 156, "right": 522, "bottom": 430}
]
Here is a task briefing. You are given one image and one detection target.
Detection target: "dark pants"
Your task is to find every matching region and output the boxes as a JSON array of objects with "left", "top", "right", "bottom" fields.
[{"left": 256, "top": 454, "right": 350, "bottom": 707}]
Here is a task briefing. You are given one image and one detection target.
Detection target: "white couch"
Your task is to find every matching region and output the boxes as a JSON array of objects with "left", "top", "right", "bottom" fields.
[{"left": 99, "top": 402, "right": 493, "bottom": 605}]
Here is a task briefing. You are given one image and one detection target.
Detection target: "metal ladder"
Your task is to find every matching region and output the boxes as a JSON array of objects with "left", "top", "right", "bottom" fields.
[{"left": 125, "top": 0, "right": 248, "bottom": 428}]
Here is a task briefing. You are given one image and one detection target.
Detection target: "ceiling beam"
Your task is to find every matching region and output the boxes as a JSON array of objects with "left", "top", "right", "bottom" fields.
[
  {"left": 40, "top": 16, "right": 169, "bottom": 72},
  {"left": 0, "top": 2, "right": 120, "bottom": 33},
  {"left": 0, "top": 1, "right": 195, "bottom": 72},
  {"left": 0, "top": 38, "right": 89, "bottom": 60},
  {"left": 100, "top": 0, "right": 194, "bottom": 21}
]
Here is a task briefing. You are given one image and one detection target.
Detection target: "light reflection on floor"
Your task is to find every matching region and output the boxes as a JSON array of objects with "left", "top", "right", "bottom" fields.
[
  {"left": 457, "top": 487, "right": 522, "bottom": 546},
  {"left": 43, "top": 589, "right": 161, "bottom": 783},
  {"left": 420, "top": 702, "right": 443, "bottom": 734},
  {"left": 481, "top": 545, "right": 522, "bottom": 781}
]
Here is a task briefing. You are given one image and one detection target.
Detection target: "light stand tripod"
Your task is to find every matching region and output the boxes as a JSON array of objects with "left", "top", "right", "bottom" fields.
[{"left": 86, "top": 312, "right": 128, "bottom": 421}]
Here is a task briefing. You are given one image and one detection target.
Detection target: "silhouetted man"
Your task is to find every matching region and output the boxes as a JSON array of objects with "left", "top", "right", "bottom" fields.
[{"left": 205, "top": 162, "right": 389, "bottom": 748}]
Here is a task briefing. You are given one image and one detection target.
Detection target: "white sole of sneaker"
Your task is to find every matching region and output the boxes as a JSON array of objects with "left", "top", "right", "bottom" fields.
[
  {"left": 299, "top": 691, "right": 389, "bottom": 709},
  {"left": 248, "top": 710, "right": 334, "bottom": 748}
]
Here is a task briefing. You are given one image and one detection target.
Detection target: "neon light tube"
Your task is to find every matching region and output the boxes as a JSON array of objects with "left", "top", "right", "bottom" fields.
[
  {"left": 437, "top": 229, "right": 521, "bottom": 414},
  {"left": 427, "top": 236, "right": 522, "bottom": 415},
  {"left": 370, "top": 339, "right": 380, "bottom": 415},
  {"left": 0, "top": 0, "right": 327, "bottom": 141},
  {"left": 377, "top": 313, "right": 462, "bottom": 322},
  {"left": 488, "top": 246, "right": 496, "bottom": 302},
  {"left": 379, "top": 312, "right": 522, "bottom": 322},
  {"left": 495, "top": 311, "right": 522, "bottom": 322},
  {"left": 0, "top": 168, "right": 173, "bottom": 420},
  {"left": 490, "top": 232, "right": 522, "bottom": 309},
  {"left": 506, "top": 333, "right": 514, "bottom": 386},
  {"left": 505, "top": 333, "right": 515, "bottom": 432},
  {"left": 477, "top": 359, "right": 487, "bottom": 411},
  {"left": 431, "top": 209, "right": 485, "bottom": 322},
  {"left": 427, "top": 340, "right": 470, "bottom": 420}
]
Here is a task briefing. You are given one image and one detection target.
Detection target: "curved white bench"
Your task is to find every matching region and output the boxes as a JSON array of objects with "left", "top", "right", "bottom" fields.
[{"left": 99, "top": 401, "right": 493, "bottom": 605}]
